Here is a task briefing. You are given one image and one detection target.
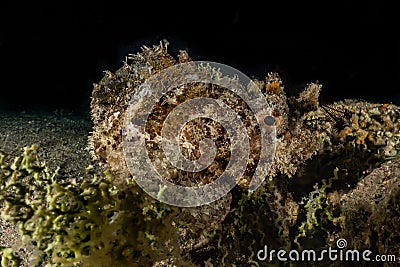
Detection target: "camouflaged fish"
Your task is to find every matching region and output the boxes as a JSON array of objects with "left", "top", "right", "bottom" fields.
[{"left": 88, "top": 41, "right": 400, "bottom": 258}]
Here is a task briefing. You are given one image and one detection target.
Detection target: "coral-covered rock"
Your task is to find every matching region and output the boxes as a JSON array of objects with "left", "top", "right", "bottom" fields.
[{"left": 339, "top": 157, "right": 400, "bottom": 260}]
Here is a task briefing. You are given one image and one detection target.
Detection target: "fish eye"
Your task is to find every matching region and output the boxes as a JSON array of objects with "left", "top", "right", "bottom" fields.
[{"left": 263, "top": 115, "right": 275, "bottom": 126}]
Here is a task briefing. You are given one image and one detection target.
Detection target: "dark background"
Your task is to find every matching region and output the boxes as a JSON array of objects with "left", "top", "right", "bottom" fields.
[{"left": 1, "top": 1, "right": 398, "bottom": 112}]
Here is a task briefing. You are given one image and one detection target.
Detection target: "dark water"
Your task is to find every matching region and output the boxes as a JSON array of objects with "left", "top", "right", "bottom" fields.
[{"left": 1, "top": 2, "right": 398, "bottom": 111}]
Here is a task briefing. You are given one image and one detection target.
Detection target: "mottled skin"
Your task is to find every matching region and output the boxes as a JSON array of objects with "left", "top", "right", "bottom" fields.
[{"left": 88, "top": 42, "right": 328, "bottom": 186}]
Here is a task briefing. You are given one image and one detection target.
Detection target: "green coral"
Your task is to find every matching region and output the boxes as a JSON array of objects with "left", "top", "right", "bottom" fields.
[
  {"left": 0, "top": 247, "right": 21, "bottom": 267},
  {"left": 293, "top": 168, "right": 339, "bottom": 248},
  {"left": 0, "top": 145, "right": 187, "bottom": 267}
]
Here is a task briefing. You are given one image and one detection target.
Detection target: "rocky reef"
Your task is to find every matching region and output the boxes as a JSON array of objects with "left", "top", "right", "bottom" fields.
[{"left": 1, "top": 41, "right": 399, "bottom": 266}]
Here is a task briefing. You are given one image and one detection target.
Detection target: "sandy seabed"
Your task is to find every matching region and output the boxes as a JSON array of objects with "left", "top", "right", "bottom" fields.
[{"left": 0, "top": 109, "right": 94, "bottom": 266}]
